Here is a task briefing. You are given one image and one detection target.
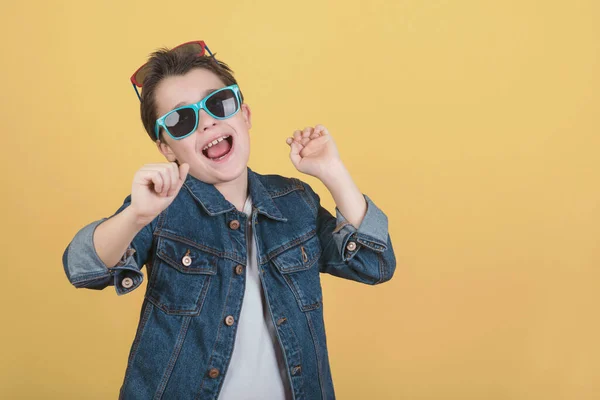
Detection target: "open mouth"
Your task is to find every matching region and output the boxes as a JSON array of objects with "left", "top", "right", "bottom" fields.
[{"left": 202, "top": 135, "right": 234, "bottom": 161}]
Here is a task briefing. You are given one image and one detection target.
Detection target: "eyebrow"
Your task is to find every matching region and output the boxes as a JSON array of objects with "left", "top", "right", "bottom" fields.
[{"left": 171, "top": 88, "right": 219, "bottom": 110}]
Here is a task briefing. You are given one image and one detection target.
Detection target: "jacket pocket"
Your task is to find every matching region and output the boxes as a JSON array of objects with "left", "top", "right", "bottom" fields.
[
  {"left": 271, "top": 232, "right": 323, "bottom": 312},
  {"left": 147, "top": 236, "right": 217, "bottom": 316}
]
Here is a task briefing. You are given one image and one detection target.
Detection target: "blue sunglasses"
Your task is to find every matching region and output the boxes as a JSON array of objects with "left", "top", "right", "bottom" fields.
[{"left": 154, "top": 84, "right": 242, "bottom": 140}]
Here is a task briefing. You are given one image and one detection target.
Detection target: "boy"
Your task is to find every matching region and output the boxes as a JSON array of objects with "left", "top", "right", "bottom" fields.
[{"left": 62, "top": 40, "right": 396, "bottom": 400}]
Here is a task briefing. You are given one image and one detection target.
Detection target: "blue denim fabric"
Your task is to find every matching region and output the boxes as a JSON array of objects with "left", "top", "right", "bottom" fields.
[{"left": 62, "top": 167, "right": 396, "bottom": 400}]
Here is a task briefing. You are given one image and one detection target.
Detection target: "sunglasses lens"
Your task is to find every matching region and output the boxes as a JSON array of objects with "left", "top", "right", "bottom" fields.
[
  {"left": 174, "top": 42, "right": 205, "bottom": 55},
  {"left": 164, "top": 108, "right": 197, "bottom": 138},
  {"left": 133, "top": 65, "right": 150, "bottom": 87},
  {"left": 206, "top": 89, "right": 239, "bottom": 118}
]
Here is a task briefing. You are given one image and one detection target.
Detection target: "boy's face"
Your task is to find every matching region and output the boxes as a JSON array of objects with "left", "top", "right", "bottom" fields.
[{"left": 154, "top": 68, "right": 251, "bottom": 185}]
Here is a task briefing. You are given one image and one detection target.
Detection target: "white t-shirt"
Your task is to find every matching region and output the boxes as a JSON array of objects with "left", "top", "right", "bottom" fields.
[{"left": 218, "top": 195, "right": 292, "bottom": 400}]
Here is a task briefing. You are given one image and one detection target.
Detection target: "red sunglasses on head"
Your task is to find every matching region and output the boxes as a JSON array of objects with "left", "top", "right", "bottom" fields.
[{"left": 130, "top": 40, "right": 215, "bottom": 101}]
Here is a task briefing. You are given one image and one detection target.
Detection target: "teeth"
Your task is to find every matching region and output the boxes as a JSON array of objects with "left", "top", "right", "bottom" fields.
[{"left": 202, "top": 135, "right": 230, "bottom": 151}]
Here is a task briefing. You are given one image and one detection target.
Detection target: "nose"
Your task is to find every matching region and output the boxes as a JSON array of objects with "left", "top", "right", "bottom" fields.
[{"left": 198, "top": 109, "right": 218, "bottom": 131}]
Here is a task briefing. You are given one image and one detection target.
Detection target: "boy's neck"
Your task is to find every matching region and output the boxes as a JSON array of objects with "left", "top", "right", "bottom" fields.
[{"left": 214, "top": 169, "right": 249, "bottom": 212}]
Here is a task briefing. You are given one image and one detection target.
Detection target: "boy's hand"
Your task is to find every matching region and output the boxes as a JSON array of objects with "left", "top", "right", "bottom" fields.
[
  {"left": 286, "top": 125, "right": 342, "bottom": 180},
  {"left": 129, "top": 162, "right": 189, "bottom": 224}
]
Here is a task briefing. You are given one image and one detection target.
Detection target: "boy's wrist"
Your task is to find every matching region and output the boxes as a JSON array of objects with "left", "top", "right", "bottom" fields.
[
  {"left": 123, "top": 205, "right": 155, "bottom": 229},
  {"left": 317, "top": 159, "right": 347, "bottom": 187}
]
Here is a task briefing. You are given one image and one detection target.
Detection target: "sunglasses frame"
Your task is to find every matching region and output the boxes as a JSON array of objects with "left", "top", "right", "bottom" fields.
[
  {"left": 154, "top": 84, "right": 242, "bottom": 141},
  {"left": 130, "top": 40, "right": 214, "bottom": 101}
]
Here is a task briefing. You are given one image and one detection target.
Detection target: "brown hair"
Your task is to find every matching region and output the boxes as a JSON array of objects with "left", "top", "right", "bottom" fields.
[{"left": 139, "top": 49, "right": 243, "bottom": 142}]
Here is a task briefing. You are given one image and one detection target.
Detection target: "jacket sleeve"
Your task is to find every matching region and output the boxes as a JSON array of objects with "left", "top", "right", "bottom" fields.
[
  {"left": 62, "top": 195, "right": 156, "bottom": 296},
  {"left": 300, "top": 181, "right": 396, "bottom": 285}
]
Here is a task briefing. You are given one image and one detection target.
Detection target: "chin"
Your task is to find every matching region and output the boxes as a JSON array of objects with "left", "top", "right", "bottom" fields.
[{"left": 193, "top": 161, "right": 247, "bottom": 185}]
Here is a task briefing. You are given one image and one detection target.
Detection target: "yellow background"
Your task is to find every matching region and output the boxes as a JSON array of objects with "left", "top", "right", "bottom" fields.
[{"left": 1, "top": 0, "right": 599, "bottom": 398}]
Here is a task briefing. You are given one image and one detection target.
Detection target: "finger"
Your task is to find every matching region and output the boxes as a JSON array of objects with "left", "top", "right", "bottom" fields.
[
  {"left": 289, "top": 139, "right": 302, "bottom": 167},
  {"left": 172, "top": 163, "right": 190, "bottom": 195},
  {"left": 314, "top": 124, "right": 329, "bottom": 136},
  {"left": 300, "top": 136, "right": 311, "bottom": 146},
  {"left": 167, "top": 163, "right": 179, "bottom": 196},
  {"left": 302, "top": 127, "right": 313, "bottom": 138},
  {"left": 178, "top": 163, "right": 190, "bottom": 182},
  {"left": 139, "top": 163, "right": 163, "bottom": 170},
  {"left": 300, "top": 135, "right": 330, "bottom": 157},
  {"left": 287, "top": 136, "right": 303, "bottom": 146},
  {"left": 159, "top": 170, "right": 171, "bottom": 196},
  {"left": 140, "top": 162, "right": 176, "bottom": 171},
  {"left": 150, "top": 172, "right": 164, "bottom": 194},
  {"left": 171, "top": 162, "right": 179, "bottom": 180}
]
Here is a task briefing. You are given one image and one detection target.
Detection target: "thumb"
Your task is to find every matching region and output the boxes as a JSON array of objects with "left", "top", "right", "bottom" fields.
[
  {"left": 179, "top": 163, "right": 190, "bottom": 181},
  {"left": 299, "top": 135, "right": 329, "bottom": 158},
  {"left": 172, "top": 163, "right": 190, "bottom": 194}
]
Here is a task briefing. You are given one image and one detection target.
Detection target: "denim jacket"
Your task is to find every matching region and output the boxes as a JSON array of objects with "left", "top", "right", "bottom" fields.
[{"left": 62, "top": 167, "right": 396, "bottom": 400}]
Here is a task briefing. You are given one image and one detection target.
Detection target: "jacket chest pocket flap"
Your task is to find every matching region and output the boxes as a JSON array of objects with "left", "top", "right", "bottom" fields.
[
  {"left": 271, "top": 233, "right": 323, "bottom": 312},
  {"left": 148, "top": 236, "right": 217, "bottom": 316}
]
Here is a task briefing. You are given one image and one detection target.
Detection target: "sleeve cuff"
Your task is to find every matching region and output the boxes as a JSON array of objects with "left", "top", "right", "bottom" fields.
[
  {"left": 64, "top": 218, "right": 143, "bottom": 295},
  {"left": 332, "top": 195, "right": 389, "bottom": 261},
  {"left": 110, "top": 246, "right": 144, "bottom": 296},
  {"left": 64, "top": 219, "right": 110, "bottom": 283}
]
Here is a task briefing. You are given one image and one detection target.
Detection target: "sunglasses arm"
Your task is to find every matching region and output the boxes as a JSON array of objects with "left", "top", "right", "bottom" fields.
[{"left": 133, "top": 83, "right": 142, "bottom": 102}]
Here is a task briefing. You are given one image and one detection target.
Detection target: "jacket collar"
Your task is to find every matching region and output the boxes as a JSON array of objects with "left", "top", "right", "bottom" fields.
[
  {"left": 182, "top": 167, "right": 287, "bottom": 222},
  {"left": 248, "top": 168, "right": 287, "bottom": 222}
]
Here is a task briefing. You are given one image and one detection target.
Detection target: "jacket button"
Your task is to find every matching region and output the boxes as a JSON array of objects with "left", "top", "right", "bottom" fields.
[
  {"left": 121, "top": 277, "right": 133, "bottom": 288},
  {"left": 291, "top": 365, "right": 302, "bottom": 376},
  {"left": 225, "top": 315, "right": 235, "bottom": 326},
  {"left": 235, "top": 265, "right": 244, "bottom": 275},
  {"left": 229, "top": 220, "right": 240, "bottom": 230},
  {"left": 208, "top": 368, "right": 220, "bottom": 378},
  {"left": 181, "top": 255, "right": 192, "bottom": 266},
  {"left": 346, "top": 241, "right": 357, "bottom": 252}
]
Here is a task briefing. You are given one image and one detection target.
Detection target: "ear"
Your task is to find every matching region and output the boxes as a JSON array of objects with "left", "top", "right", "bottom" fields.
[
  {"left": 156, "top": 138, "right": 177, "bottom": 162},
  {"left": 241, "top": 103, "right": 252, "bottom": 130}
]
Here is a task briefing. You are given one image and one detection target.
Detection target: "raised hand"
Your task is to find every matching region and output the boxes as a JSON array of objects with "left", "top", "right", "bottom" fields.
[
  {"left": 129, "top": 162, "right": 190, "bottom": 224},
  {"left": 286, "top": 124, "right": 341, "bottom": 180}
]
